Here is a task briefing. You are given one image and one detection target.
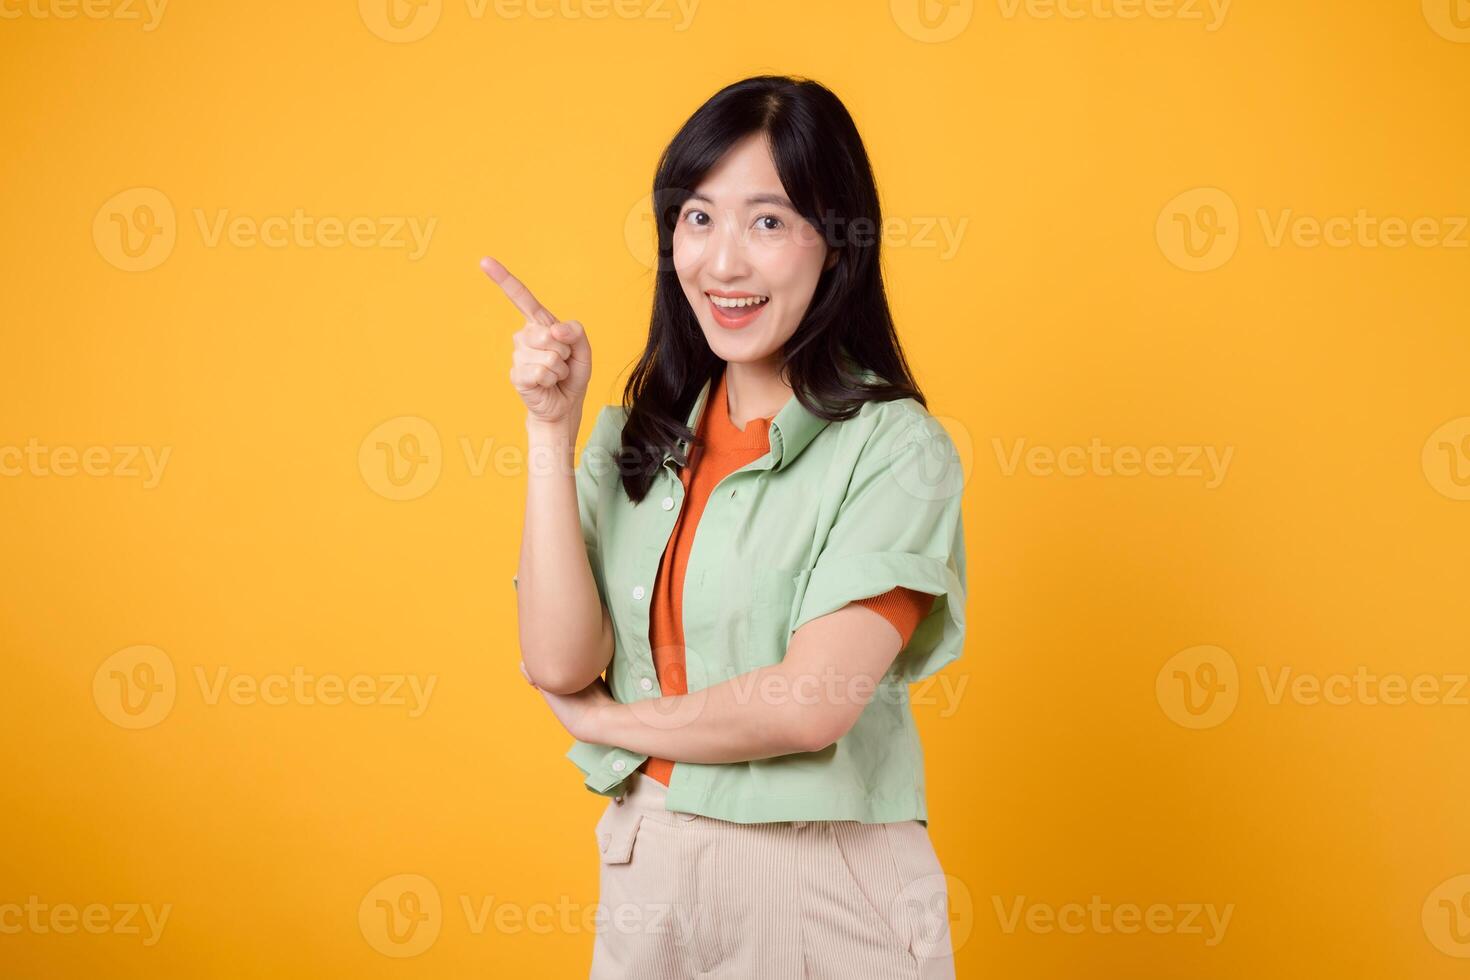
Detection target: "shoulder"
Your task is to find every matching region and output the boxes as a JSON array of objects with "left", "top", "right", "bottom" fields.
[
  {"left": 576, "top": 404, "right": 628, "bottom": 485},
  {"left": 585, "top": 403, "right": 628, "bottom": 447},
  {"left": 858, "top": 395, "right": 938, "bottom": 432},
  {"left": 823, "top": 395, "right": 965, "bottom": 506},
  {"left": 834, "top": 395, "right": 956, "bottom": 463}
]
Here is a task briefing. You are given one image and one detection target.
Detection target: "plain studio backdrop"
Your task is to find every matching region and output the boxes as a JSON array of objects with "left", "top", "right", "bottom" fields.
[{"left": 2, "top": 1, "right": 1468, "bottom": 977}]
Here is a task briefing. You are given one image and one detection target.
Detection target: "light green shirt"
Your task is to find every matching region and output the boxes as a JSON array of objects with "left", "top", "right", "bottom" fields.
[{"left": 518, "top": 368, "right": 967, "bottom": 823}]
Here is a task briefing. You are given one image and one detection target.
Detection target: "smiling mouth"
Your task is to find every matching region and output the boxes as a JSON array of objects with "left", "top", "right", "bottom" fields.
[{"left": 705, "top": 291, "right": 769, "bottom": 329}]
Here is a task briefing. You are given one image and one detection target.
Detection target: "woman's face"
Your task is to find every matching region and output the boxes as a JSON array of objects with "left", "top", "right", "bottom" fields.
[{"left": 672, "top": 132, "right": 835, "bottom": 369}]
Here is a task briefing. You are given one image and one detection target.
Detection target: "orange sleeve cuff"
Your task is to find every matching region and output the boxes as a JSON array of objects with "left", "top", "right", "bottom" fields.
[{"left": 850, "top": 586, "right": 934, "bottom": 647}]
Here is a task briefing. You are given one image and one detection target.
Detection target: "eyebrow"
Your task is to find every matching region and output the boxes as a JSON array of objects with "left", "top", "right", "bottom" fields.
[{"left": 686, "top": 192, "right": 797, "bottom": 211}]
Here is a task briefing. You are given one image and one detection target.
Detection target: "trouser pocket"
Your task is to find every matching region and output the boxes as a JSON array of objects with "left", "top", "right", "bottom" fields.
[
  {"left": 594, "top": 798, "right": 645, "bottom": 864},
  {"left": 881, "top": 820, "right": 956, "bottom": 971},
  {"left": 828, "top": 821, "right": 922, "bottom": 966},
  {"left": 589, "top": 801, "right": 691, "bottom": 980}
]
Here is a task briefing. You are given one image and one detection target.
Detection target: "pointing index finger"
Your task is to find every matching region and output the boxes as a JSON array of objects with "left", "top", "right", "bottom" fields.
[{"left": 481, "top": 256, "right": 556, "bottom": 328}]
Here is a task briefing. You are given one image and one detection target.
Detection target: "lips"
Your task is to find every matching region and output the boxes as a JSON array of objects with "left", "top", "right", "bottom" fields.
[
  {"left": 705, "top": 291, "right": 769, "bottom": 330},
  {"left": 707, "top": 294, "right": 768, "bottom": 329}
]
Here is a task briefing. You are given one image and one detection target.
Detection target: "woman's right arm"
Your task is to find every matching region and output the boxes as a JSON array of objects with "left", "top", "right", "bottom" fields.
[{"left": 483, "top": 255, "right": 613, "bottom": 695}]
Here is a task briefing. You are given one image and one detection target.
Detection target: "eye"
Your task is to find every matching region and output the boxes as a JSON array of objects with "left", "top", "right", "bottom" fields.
[
  {"left": 755, "top": 214, "right": 784, "bottom": 232},
  {"left": 681, "top": 208, "right": 710, "bottom": 227}
]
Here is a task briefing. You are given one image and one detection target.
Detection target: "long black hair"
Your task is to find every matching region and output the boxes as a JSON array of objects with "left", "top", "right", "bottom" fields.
[{"left": 616, "top": 73, "right": 926, "bottom": 503}]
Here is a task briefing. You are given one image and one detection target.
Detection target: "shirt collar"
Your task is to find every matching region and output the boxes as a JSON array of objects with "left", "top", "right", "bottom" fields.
[{"left": 667, "top": 360, "right": 876, "bottom": 472}]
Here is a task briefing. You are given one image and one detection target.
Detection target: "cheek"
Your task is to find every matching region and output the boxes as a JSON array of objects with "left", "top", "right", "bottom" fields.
[
  {"left": 770, "top": 225, "right": 829, "bottom": 285},
  {"left": 758, "top": 244, "right": 826, "bottom": 305},
  {"left": 788, "top": 221, "right": 829, "bottom": 253},
  {"left": 671, "top": 227, "right": 707, "bottom": 277}
]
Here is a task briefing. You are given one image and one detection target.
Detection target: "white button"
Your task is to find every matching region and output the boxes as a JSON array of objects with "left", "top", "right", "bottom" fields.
[
  {"left": 640, "top": 677, "right": 654, "bottom": 691},
  {"left": 612, "top": 759, "right": 626, "bottom": 772},
  {"left": 661, "top": 496, "right": 674, "bottom": 510},
  {"left": 632, "top": 585, "right": 645, "bottom": 601}
]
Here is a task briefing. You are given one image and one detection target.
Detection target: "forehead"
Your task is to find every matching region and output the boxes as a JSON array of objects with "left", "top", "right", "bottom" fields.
[{"left": 692, "top": 133, "right": 790, "bottom": 205}]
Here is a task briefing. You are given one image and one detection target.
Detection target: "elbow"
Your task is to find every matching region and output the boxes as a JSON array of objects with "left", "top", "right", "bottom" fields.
[
  {"left": 519, "top": 625, "right": 609, "bottom": 695},
  {"left": 518, "top": 608, "right": 610, "bottom": 696},
  {"left": 537, "top": 674, "right": 597, "bottom": 697},
  {"left": 523, "top": 658, "right": 600, "bottom": 696},
  {"left": 786, "top": 706, "right": 855, "bottom": 754}
]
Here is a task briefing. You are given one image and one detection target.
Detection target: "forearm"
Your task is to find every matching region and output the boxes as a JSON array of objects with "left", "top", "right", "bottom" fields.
[
  {"left": 583, "top": 661, "right": 851, "bottom": 763},
  {"left": 516, "top": 414, "right": 608, "bottom": 693}
]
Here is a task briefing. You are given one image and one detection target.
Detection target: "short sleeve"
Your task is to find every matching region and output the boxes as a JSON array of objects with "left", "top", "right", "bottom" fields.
[
  {"left": 792, "top": 408, "right": 967, "bottom": 683},
  {"left": 512, "top": 405, "right": 621, "bottom": 609},
  {"left": 851, "top": 586, "right": 934, "bottom": 648}
]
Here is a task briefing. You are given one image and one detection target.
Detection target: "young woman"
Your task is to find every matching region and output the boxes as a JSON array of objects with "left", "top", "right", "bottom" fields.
[{"left": 491, "top": 74, "right": 967, "bottom": 979}]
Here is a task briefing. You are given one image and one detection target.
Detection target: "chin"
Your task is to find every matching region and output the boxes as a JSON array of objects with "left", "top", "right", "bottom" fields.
[{"left": 700, "top": 325, "right": 777, "bottom": 361}]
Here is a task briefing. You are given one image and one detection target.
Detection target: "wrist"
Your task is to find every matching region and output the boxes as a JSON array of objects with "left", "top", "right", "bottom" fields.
[{"left": 526, "top": 415, "right": 581, "bottom": 440}]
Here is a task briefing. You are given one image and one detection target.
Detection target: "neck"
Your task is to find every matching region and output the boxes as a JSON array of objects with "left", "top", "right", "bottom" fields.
[{"left": 723, "top": 358, "right": 790, "bottom": 432}]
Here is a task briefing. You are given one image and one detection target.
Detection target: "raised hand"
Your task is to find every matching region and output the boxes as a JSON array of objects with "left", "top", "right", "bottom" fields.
[{"left": 482, "top": 256, "right": 593, "bottom": 426}]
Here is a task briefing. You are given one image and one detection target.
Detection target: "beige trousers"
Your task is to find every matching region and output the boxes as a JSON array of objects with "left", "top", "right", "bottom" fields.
[{"left": 588, "top": 772, "right": 957, "bottom": 979}]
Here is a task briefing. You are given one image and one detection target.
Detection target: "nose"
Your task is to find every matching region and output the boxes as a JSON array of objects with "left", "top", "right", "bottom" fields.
[{"left": 705, "top": 209, "right": 751, "bottom": 281}]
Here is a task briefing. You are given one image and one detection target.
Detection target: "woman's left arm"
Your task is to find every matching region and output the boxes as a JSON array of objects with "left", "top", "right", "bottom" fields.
[{"left": 525, "top": 603, "right": 909, "bottom": 762}]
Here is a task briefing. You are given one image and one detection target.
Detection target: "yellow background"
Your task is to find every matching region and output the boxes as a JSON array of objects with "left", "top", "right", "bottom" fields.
[{"left": 3, "top": 0, "right": 1469, "bottom": 976}]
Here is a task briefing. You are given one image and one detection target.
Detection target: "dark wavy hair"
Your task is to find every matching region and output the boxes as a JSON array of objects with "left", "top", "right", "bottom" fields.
[{"left": 616, "top": 73, "right": 926, "bottom": 503}]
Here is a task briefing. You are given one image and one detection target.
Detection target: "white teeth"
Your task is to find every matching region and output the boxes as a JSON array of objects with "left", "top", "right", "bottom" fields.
[{"left": 708, "top": 293, "right": 769, "bottom": 309}]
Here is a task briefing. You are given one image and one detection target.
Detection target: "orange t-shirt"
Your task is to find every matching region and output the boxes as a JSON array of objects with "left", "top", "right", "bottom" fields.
[{"left": 639, "top": 367, "right": 933, "bottom": 786}]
